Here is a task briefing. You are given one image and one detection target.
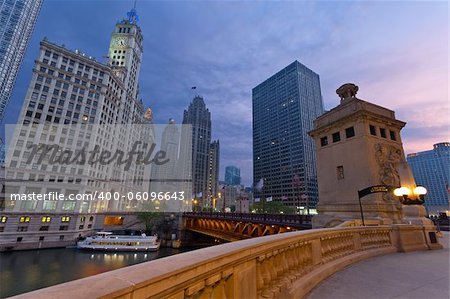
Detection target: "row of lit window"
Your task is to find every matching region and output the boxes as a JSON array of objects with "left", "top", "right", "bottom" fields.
[
  {"left": 9, "top": 216, "right": 72, "bottom": 223},
  {"left": 0, "top": 215, "right": 98, "bottom": 224}
]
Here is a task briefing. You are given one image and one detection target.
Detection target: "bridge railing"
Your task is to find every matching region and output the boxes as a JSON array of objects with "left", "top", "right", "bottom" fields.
[
  {"left": 184, "top": 212, "right": 312, "bottom": 225},
  {"left": 15, "top": 224, "right": 437, "bottom": 299}
]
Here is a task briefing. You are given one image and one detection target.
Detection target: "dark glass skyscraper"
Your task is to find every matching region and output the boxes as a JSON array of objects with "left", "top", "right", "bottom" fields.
[
  {"left": 225, "top": 166, "right": 241, "bottom": 186},
  {"left": 407, "top": 142, "right": 450, "bottom": 213},
  {"left": 0, "top": 0, "right": 43, "bottom": 122},
  {"left": 252, "top": 61, "right": 324, "bottom": 209},
  {"left": 183, "top": 96, "right": 212, "bottom": 207}
]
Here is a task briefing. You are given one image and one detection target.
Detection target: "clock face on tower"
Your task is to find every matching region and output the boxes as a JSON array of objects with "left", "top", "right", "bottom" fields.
[{"left": 114, "top": 37, "right": 128, "bottom": 47}]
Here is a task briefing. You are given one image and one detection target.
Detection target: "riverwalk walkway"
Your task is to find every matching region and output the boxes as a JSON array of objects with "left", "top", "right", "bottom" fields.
[{"left": 307, "top": 232, "right": 449, "bottom": 299}]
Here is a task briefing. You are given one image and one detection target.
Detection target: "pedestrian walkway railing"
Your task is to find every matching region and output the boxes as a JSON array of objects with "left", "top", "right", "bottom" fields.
[{"left": 15, "top": 224, "right": 440, "bottom": 299}]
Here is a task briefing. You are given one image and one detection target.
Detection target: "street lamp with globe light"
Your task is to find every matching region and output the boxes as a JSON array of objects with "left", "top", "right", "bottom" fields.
[{"left": 393, "top": 186, "right": 427, "bottom": 205}]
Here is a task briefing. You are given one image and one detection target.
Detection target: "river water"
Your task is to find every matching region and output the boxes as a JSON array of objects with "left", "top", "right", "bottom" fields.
[{"left": 0, "top": 246, "right": 204, "bottom": 298}]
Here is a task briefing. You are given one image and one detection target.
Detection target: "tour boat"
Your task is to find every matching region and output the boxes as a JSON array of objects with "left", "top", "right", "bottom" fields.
[{"left": 77, "top": 232, "right": 160, "bottom": 251}]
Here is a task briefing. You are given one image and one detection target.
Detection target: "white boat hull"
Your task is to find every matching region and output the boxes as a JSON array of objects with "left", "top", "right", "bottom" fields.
[
  {"left": 77, "top": 242, "right": 160, "bottom": 252},
  {"left": 77, "top": 232, "right": 160, "bottom": 252}
]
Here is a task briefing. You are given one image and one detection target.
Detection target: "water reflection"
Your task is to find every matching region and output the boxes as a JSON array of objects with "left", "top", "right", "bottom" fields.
[{"left": 0, "top": 247, "right": 201, "bottom": 298}]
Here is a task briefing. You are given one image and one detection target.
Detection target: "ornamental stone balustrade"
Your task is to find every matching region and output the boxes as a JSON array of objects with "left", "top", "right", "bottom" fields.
[{"left": 14, "top": 224, "right": 441, "bottom": 299}]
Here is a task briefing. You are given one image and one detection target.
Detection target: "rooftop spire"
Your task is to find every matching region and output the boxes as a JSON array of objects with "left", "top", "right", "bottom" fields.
[{"left": 126, "top": 0, "right": 139, "bottom": 24}]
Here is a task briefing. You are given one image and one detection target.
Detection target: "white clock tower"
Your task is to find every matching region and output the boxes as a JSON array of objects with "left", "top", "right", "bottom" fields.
[{"left": 108, "top": 7, "right": 143, "bottom": 101}]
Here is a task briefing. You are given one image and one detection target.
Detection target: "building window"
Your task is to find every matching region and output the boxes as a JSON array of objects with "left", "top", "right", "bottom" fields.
[
  {"left": 369, "top": 125, "right": 376, "bottom": 136},
  {"left": 0, "top": 227, "right": 4, "bottom": 232},
  {"left": 345, "top": 127, "right": 355, "bottom": 138},
  {"left": 59, "top": 225, "right": 69, "bottom": 231},
  {"left": 380, "top": 128, "right": 386, "bottom": 138},
  {"left": 79, "top": 225, "right": 84, "bottom": 229},
  {"left": 17, "top": 237, "right": 23, "bottom": 242},
  {"left": 41, "top": 216, "right": 51, "bottom": 223},
  {"left": 39, "top": 226, "right": 49, "bottom": 231},
  {"left": 390, "top": 130, "right": 396, "bottom": 141},
  {"left": 320, "top": 136, "right": 328, "bottom": 147},
  {"left": 59, "top": 235, "right": 65, "bottom": 241},
  {"left": 337, "top": 166, "right": 344, "bottom": 180},
  {"left": 17, "top": 226, "right": 28, "bottom": 232},
  {"left": 89, "top": 216, "right": 94, "bottom": 222},
  {"left": 332, "top": 132, "right": 341, "bottom": 143},
  {"left": 61, "top": 216, "right": 71, "bottom": 222},
  {"left": 19, "top": 216, "right": 31, "bottom": 223},
  {"left": 0, "top": 216, "right": 8, "bottom": 223},
  {"left": 80, "top": 216, "right": 86, "bottom": 222},
  {"left": 39, "top": 236, "right": 45, "bottom": 241}
]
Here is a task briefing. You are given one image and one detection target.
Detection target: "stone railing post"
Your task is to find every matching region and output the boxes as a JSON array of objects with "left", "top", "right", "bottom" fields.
[
  {"left": 230, "top": 260, "right": 257, "bottom": 298},
  {"left": 353, "top": 231, "right": 362, "bottom": 251},
  {"left": 311, "top": 238, "right": 322, "bottom": 265}
]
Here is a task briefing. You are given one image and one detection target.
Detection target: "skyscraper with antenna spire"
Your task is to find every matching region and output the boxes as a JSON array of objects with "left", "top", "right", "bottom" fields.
[{"left": 182, "top": 96, "right": 216, "bottom": 208}]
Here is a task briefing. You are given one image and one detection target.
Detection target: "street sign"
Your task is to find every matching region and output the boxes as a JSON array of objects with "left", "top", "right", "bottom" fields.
[
  {"left": 358, "top": 185, "right": 395, "bottom": 198},
  {"left": 357, "top": 185, "right": 396, "bottom": 226}
]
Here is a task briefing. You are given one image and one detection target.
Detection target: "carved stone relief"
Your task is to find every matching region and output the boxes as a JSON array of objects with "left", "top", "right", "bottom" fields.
[{"left": 375, "top": 143, "right": 402, "bottom": 201}]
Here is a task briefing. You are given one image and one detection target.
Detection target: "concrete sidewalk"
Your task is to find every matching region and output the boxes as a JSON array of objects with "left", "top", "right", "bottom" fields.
[{"left": 307, "top": 232, "right": 449, "bottom": 299}]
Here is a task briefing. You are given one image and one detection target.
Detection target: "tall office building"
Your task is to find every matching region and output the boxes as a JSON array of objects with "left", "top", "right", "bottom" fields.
[
  {"left": 207, "top": 140, "right": 220, "bottom": 206},
  {"left": 225, "top": 165, "right": 241, "bottom": 186},
  {"left": 182, "top": 96, "right": 212, "bottom": 207},
  {"left": 1, "top": 7, "right": 153, "bottom": 247},
  {"left": 149, "top": 119, "right": 192, "bottom": 212},
  {"left": 157, "top": 119, "right": 180, "bottom": 180},
  {"left": 252, "top": 61, "right": 324, "bottom": 209},
  {"left": 407, "top": 142, "right": 450, "bottom": 214},
  {"left": 0, "top": 0, "right": 43, "bottom": 122}
]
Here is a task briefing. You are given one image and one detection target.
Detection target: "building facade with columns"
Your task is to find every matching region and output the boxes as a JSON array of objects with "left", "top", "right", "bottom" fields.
[{"left": 0, "top": 7, "right": 154, "bottom": 249}]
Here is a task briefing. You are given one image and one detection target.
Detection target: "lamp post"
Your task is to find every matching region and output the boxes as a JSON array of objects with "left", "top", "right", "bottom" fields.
[{"left": 393, "top": 186, "right": 427, "bottom": 205}]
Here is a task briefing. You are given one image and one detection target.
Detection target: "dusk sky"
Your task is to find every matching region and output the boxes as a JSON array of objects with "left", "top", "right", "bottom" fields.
[{"left": 3, "top": 0, "right": 448, "bottom": 185}]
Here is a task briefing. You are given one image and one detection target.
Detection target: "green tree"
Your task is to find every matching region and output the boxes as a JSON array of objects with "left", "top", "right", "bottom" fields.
[
  {"left": 136, "top": 212, "right": 164, "bottom": 234},
  {"left": 250, "top": 201, "right": 295, "bottom": 214}
]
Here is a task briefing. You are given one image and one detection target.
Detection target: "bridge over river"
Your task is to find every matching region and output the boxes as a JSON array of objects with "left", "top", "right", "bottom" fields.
[{"left": 183, "top": 212, "right": 312, "bottom": 241}]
